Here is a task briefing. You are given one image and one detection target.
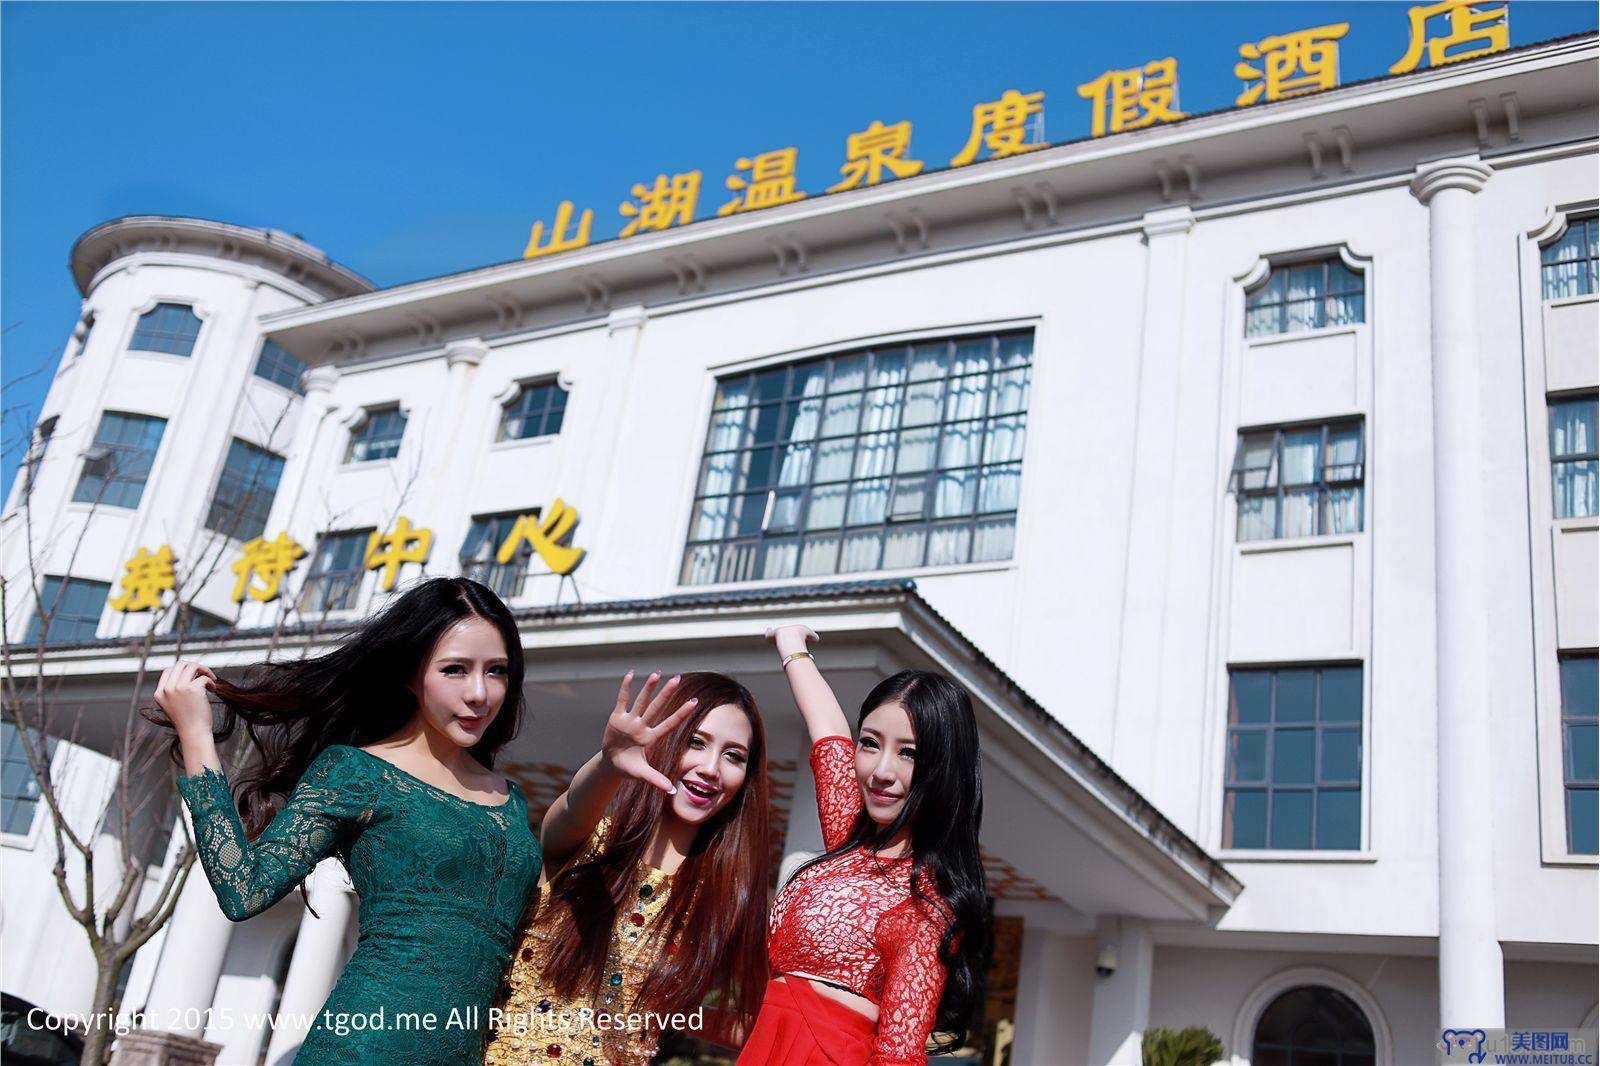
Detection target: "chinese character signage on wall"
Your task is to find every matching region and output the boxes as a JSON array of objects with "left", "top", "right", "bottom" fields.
[{"left": 519, "top": 1, "right": 1510, "bottom": 258}]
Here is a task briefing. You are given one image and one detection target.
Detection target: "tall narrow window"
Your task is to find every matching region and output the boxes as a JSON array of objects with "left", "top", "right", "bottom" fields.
[
  {"left": 345, "top": 406, "right": 406, "bottom": 463},
  {"left": 682, "top": 331, "right": 1033, "bottom": 585},
  {"left": 22, "top": 416, "right": 57, "bottom": 493},
  {"left": 2, "top": 721, "right": 52, "bottom": 835},
  {"left": 1245, "top": 258, "right": 1365, "bottom": 338},
  {"left": 253, "top": 340, "right": 308, "bottom": 393},
  {"left": 205, "top": 439, "right": 286, "bottom": 541},
  {"left": 129, "top": 303, "right": 202, "bottom": 356},
  {"left": 72, "top": 411, "right": 167, "bottom": 509},
  {"left": 22, "top": 576, "right": 111, "bottom": 646},
  {"left": 1561, "top": 654, "right": 1598, "bottom": 856},
  {"left": 1224, "top": 665, "right": 1363, "bottom": 851},
  {"left": 498, "top": 380, "right": 567, "bottom": 441},
  {"left": 1232, "top": 421, "right": 1364, "bottom": 541},
  {"left": 299, "top": 531, "right": 372, "bottom": 614},
  {"left": 1550, "top": 395, "right": 1598, "bottom": 519},
  {"left": 460, "top": 512, "right": 529, "bottom": 599},
  {"left": 1541, "top": 214, "right": 1598, "bottom": 300}
]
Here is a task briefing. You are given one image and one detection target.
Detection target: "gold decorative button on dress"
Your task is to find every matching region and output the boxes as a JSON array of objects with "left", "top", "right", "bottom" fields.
[{"left": 485, "top": 818, "right": 676, "bottom": 1066}]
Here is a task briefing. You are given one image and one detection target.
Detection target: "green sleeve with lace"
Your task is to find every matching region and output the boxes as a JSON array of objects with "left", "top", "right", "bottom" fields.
[{"left": 176, "top": 745, "right": 369, "bottom": 921}]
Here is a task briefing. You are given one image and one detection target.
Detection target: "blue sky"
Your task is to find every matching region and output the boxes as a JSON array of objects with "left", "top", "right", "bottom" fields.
[{"left": 3, "top": 1, "right": 1594, "bottom": 488}]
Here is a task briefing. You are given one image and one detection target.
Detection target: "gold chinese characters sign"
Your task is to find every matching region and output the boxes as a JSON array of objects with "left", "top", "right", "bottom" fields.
[
  {"left": 105, "top": 502, "right": 588, "bottom": 615},
  {"left": 521, "top": 1, "right": 1508, "bottom": 257}
]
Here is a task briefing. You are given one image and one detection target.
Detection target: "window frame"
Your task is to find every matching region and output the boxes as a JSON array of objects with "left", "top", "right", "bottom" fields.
[
  {"left": 22, "top": 575, "right": 111, "bottom": 647},
  {"left": 1559, "top": 653, "right": 1598, "bottom": 856},
  {"left": 459, "top": 511, "right": 534, "bottom": 601},
  {"left": 297, "top": 529, "right": 374, "bottom": 615},
  {"left": 252, "top": 340, "right": 308, "bottom": 394},
  {"left": 496, "top": 379, "right": 568, "bottom": 442},
  {"left": 1244, "top": 257, "right": 1367, "bottom": 339},
  {"left": 344, "top": 405, "right": 407, "bottom": 464},
  {"left": 71, "top": 410, "right": 167, "bottom": 510},
  {"left": 1230, "top": 419, "right": 1366, "bottom": 542},
  {"left": 127, "top": 302, "right": 203, "bottom": 357},
  {"left": 1548, "top": 393, "right": 1598, "bottom": 521},
  {"left": 1221, "top": 664, "right": 1366, "bottom": 853},
  {"left": 1, "top": 721, "right": 57, "bottom": 845},
  {"left": 680, "top": 329, "right": 1034, "bottom": 587},
  {"left": 204, "top": 438, "right": 286, "bottom": 542},
  {"left": 1540, "top": 213, "right": 1599, "bottom": 301}
]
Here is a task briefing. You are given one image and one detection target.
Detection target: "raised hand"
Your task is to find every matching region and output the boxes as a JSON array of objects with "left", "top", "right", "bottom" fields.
[
  {"left": 600, "top": 671, "right": 700, "bottom": 794},
  {"left": 154, "top": 660, "right": 219, "bottom": 739},
  {"left": 765, "top": 624, "right": 818, "bottom": 660}
]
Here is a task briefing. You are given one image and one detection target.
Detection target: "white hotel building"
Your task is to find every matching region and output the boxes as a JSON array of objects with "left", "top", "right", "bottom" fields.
[{"left": 2, "top": 33, "right": 1597, "bottom": 1066}]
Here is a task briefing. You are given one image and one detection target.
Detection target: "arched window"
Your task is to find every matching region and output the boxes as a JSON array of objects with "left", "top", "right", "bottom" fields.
[
  {"left": 129, "top": 303, "right": 203, "bottom": 356},
  {"left": 1253, "top": 985, "right": 1375, "bottom": 1066}
]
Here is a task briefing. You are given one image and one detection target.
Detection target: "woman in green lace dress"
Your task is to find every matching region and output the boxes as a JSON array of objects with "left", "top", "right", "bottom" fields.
[{"left": 150, "top": 578, "right": 542, "bottom": 1065}]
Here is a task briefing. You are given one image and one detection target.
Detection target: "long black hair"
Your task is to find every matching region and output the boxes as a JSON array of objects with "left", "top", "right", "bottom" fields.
[
  {"left": 148, "top": 577, "right": 525, "bottom": 837},
  {"left": 790, "top": 669, "right": 988, "bottom": 1050}
]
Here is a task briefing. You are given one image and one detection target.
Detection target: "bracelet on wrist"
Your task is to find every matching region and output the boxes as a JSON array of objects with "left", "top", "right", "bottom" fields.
[{"left": 781, "top": 650, "right": 815, "bottom": 668}]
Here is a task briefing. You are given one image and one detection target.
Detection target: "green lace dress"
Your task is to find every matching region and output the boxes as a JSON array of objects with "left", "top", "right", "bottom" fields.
[{"left": 177, "top": 744, "right": 542, "bottom": 1065}]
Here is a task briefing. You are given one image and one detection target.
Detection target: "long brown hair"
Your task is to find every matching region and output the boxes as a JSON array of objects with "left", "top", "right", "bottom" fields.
[{"left": 539, "top": 672, "right": 769, "bottom": 1045}]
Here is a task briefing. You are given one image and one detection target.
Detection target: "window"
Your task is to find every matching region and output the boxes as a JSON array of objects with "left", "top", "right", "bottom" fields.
[
  {"left": 74, "top": 313, "right": 95, "bottom": 358},
  {"left": 1551, "top": 395, "right": 1598, "bottom": 520},
  {"left": 253, "top": 340, "right": 307, "bottom": 393},
  {"left": 2, "top": 721, "right": 52, "bottom": 836},
  {"left": 204, "top": 439, "right": 286, "bottom": 542},
  {"left": 299, "top": 530, "right": 371, "bottom": 614},
  {"left": 1561, "top": 654, "right": 1597, "bottom": 856},
  {"left": 128, "top": 303, "right": 202, "bottom": 357},
  {"left": 460, "top": 512, "right": 529, "bottom": 600},
  {"left": 498, "top": 380, "right": 567, "bottom": 441},
  {"left": 1245, "top": 258, "right": 1365, "bottom": 338},
  {"left": 22, "top": 417, "right": 56, "bottom": 494},
  {"left": 1224, "top": 665, "right": 1363, "bottom": 850},
  {"left": 345, "top": 406, "right": 406, "bottom": 463},
  {"left": 22, "top": 576, "right": 110, "bottom": 646},
  {"left": 72, "top": 411, "right": 166, "bottom": 509},
  {"left": 175, "top": 604, "right": 232, "bottom": 635},
  {"left": 682, "top": 331, "right": 1033, "bottom": 585},
  {"left": 1252, "top": 986, "right": 1376, "bottom": 1066},
  {"left": 1542, "top": 214, "right": 1598, "bottom": 300},
  {"left": 1232, "top": 421, "right": 1364, "bottom": 542}
]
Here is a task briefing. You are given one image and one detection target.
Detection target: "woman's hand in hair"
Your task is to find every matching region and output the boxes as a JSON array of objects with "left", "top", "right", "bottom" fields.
[
  {"left": 154, "top": 661, "right": 224, "bottom": 777},
  {"left": 600, "top": 671, "right": 699, "bottom": 795},
  {"left": 766, "top": 624, "right": 818, "bottom": 660}
]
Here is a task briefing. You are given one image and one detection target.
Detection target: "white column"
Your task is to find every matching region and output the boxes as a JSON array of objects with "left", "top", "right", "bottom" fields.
[
  {"left": 1411, "top": 155, "right": 1505, "bottom": 1030},
  {"left": 1110, "top": 206, "right": 1194, "bottom": 796},
  {"left": 263, "top": 861, "right": 357, "bottom": 1065},
  {"left": 1086, "top": 917, "right": 1152, "bottom": 1066},
  {"left": 421, "top": 339, "right": 488, "bottom": 531},
  {"left": 778, "top": 734, "right": 824, "bottom": 886},
  {"left": 139, "top": 867, "right": 236, "bottom": 1036},
  {"left": 272, "top": 365, "right": 341, "bottom": 533}
]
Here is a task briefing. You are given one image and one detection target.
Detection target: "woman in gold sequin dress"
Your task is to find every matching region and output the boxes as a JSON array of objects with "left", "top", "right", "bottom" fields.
[{"left": 485, "top": 671, "right": 770, "bottom": 1065}]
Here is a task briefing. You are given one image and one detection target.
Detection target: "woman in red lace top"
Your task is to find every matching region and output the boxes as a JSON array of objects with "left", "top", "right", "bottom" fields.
[{"left": 738, "top": 625, "right": 988, "bottom": 1066}]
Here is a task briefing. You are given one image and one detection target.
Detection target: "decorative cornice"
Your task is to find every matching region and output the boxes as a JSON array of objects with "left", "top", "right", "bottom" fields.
[
  {"left": 1410, "top": 155, "right": 1494, "bottom": 203},
  {"left": 607, "top": 304, "right": 648, "bottom": 334},
  {"left": 1142, "top": 205, "right": 1196, "bottom": 239}
]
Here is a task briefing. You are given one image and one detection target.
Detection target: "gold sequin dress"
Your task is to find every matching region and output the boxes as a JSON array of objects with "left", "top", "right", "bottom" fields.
[{"left": 484, "top": 818, "right": 676, "bottom": 1066}]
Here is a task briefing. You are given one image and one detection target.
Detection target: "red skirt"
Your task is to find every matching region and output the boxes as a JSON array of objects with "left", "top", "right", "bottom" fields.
[{"left": 737, "top": 976, "right": 876, "bottom": 1065}]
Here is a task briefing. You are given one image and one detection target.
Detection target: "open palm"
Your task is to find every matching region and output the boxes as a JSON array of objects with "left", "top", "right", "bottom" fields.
[{"left": 601, "top": 672, "right": 699, "bottom": 794}]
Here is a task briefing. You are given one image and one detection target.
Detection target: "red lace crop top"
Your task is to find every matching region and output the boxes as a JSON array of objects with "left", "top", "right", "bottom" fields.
[{"left": 767, "top": 735, "right": 950, "bottom": 1066}]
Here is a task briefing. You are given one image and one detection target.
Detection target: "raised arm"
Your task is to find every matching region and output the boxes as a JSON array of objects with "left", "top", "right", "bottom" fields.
[
  {"left": 540, "top": 671, "right": 699, "bottom": 872},
  {"left": 767, "top": 625, "right": 850, "bottom": 745},
  {"left": 176, "top": 746, "right": 367, "bottom": 921}
]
